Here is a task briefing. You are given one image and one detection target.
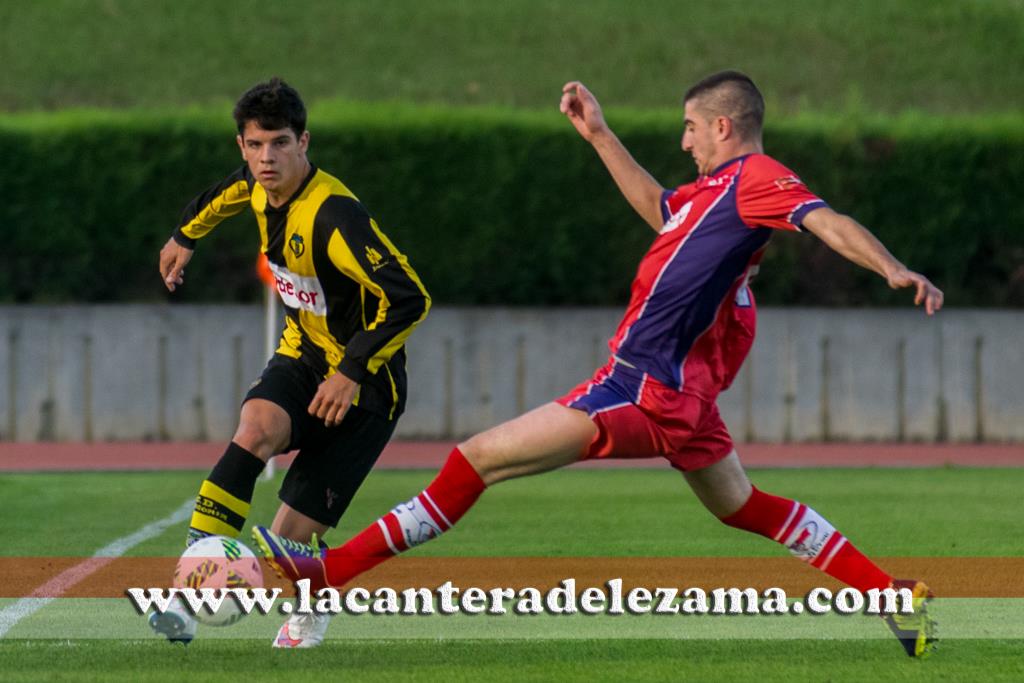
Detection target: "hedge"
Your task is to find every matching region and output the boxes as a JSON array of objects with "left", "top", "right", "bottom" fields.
[{"left": 3, "top": 103, "right": 1022, "bottom": 307}]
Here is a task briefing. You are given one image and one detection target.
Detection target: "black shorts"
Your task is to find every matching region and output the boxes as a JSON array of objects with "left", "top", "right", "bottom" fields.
[{"left": 244, "top": 355, "right": 397, "bottom": 527}]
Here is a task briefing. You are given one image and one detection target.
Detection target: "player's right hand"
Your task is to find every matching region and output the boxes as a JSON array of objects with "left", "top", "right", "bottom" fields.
[
  {"left": 560, "top": 81, "right": 609, "bottom": 141},
  {"left": 308, "top": 372, "right": 359, "bottom": 427},
  {"left": 159, "top": 237, "right": 194, "bottom": 292},
  {"left": 886, "top": 268, "right": 945, "bottom": 316}
]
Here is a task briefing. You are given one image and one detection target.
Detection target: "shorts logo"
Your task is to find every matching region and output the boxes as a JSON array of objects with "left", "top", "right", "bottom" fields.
[
  {"left": 326, "top": 488, "right": 338, "bottom": 510},
  {"left": 661, "top": 200, "right": 693, "bottom": 234},
  {"left": 288, "top": 234, "right": 306, "bottom": 257}
]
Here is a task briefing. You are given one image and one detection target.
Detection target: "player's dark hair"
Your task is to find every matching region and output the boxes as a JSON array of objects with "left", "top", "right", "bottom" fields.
[
  {"left": 233, "top": 77, "right": 307, "bottom": 139},
  {"left": 684, "top": 70, "right": 765, "bottom": 141}
]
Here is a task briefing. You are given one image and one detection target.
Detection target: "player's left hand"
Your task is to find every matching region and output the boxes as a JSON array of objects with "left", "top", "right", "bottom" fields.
[
  {"left": 308, "top": 372, "right": 359, "bottom": 427},
  {"left": 886, "top": 268, "right": 944, "bottom": 315},
  {"left": 560, "top": 81, "right": 609, "bottom": 142}
]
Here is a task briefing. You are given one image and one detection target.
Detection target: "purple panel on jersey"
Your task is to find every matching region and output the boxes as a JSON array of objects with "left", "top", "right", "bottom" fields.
[
  {"left": 659, "top": 188, "right": 675, "bottom": 223},
  {"left": 789, "top": 199, "right": 829, "bottom": 229},
  {"left": 566, "top": 361, "right": 647, "bottom": 416},
  {"left": 617, "top": 181, "right": 772, "bottom": 389}
]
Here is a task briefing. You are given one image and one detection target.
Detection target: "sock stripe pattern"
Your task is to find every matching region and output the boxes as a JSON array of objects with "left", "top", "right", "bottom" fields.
[
  {"left": 773, "top": 501, "right": 803, "bottom": 542},
  {"left": 324, "top": 447, "right": 485, "bottom": 587},
  {"left": 186, "top": 442, "right": 264, "bottom": 544},
  {"left": 376, "top": 519, "right": 400, "bottom": 555},
  {"left": 420, "top": 490, "right": 452, "bottom": 528},
  {"left": 818, "top": 536, "right": 848, "bottom": 573},
  {"left": 190, "top": 481, "right": 251, "bottom": 537},
  {"left": 723, "top": 486, "right": 892, "bottom": 593},
  {"left": 384, "top": 493, "right": 448, "bottom": 553}
]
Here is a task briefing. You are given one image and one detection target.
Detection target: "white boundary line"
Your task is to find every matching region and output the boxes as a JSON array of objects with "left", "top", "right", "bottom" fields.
[{"left": 0, "top": 498, "right": 193, "bottom": 639}]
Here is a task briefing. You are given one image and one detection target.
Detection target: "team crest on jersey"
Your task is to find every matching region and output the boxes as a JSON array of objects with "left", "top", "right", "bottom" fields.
[
  {"left": 702, "top": 172, "right": 735, "bottom": 188},
  {"left": 661, "top": 200, "right": 693, "bottom": 234},
  {"left": 288, "top": 234, "right": 305, "bottom": 257},
  {"left": 774, "top": 175, "right": 803, "bottom": 191}
]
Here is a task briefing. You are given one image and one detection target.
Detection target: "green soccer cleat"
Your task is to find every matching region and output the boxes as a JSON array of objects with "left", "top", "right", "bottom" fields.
[
  {"left": 884, "top": 579, "right": 938, "bottom": 658},
  {"left": 251, "top": 526, "right": 330, "bottom": 592}
]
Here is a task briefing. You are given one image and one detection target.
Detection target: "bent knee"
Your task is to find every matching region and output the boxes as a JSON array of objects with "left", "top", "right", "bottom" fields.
[
  {"left": 457, "top": 437, "right": 502, "bottom": 484},
  {"left": 233, "top": 415, "right": 289, "bottom": 460}
]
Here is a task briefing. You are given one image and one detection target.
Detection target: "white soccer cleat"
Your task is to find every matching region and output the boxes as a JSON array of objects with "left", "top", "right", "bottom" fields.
[
  {"left": 272, "top": 612, "right": 331, "bottom": 648},
  {"left": 148, "top": 595, "right": 198, "bottom": 645}
]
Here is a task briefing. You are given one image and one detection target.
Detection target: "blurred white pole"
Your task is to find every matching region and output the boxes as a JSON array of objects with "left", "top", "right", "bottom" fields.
[{"left": 261, "top": 267, "right": 279, "bottom": 482}]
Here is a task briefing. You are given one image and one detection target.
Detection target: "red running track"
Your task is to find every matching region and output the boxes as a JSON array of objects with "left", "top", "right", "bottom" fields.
[{"left": 0, "top": 441, "right": 1022, "bottom": 471}]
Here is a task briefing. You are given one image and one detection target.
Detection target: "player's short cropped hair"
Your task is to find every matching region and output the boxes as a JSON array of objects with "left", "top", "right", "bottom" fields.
[
  {"left": 683, "top": 71, "right": 765, "bottom": 141},
  {"left": 233, "top": 78, "right": 307, "bottom": 139}
]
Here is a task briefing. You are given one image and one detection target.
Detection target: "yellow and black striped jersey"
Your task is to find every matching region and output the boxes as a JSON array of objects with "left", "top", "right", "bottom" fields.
[{"left": 173, "top": 164, "right": 430, "bottom": 419}]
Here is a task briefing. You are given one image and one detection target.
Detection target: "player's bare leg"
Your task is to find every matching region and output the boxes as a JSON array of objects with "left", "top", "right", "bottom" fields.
[
  {"left": 270, "top": 502, "right": 329, "bottom": 543},
  {"left": 268, "top": 502, "right": 333, "bottom": 648},
  {"left": 687, "top": 447, "right": 892, "bottom": 589},
  {"left": 461, "top": 402, "right": 599, "bottom": 485},
  {"left": 154, "top": 399, "right": 292, "bottom": 644},
  {"left": 232, "top": 399, "right": 291, "bottom": 462},
  {"left": 253, "top": 402, "right": 597, "bottom": 590},
  {"left": 681, "top": 450, "right": 752, "bottom": 518},
  {"left": 687, "top": 447, "right": 935, "bottom": 657}
]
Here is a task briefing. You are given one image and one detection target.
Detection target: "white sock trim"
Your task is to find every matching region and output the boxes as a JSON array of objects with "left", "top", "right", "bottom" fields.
[
  {"left": 421, "top": 490, "right": 452, "bottom": 529},
  {"left": 818, "top": 536, "right": 847, "bottom": 573},
  {"left": 773, "top": 501, "right": 801, "bottom": 542},
  {"left": 377, "top": 518, "right": 399, "bottom": 555}
]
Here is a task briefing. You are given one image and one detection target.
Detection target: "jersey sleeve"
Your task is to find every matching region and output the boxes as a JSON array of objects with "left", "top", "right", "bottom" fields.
[
  {"left": 172, "top": 166, "right": 254, "bottom": 248},
  {"left": 736, "top": 155, "right": 828, "bottom": 232},
  {"left": 317, "top": 196, "right": 431, "bottom": 382},
  {"left": 660, "top": 183, "right": 697, "bottom": 224}
]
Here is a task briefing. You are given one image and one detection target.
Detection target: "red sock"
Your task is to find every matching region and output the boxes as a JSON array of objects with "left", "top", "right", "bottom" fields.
[
  {"left": 722, "top": 486, "right": 892, "bottom": 592},
  {"left": 324, "top": 447, "right": 486, "bottom": 587}
]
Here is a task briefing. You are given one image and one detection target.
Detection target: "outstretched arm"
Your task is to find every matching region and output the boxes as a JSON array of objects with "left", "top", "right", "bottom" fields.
[
  {"left": 159, "top": 166, "right": 252, "bottom": 292},
  {"left": 801, "top": 207, "right": 944, "bottom": 315},
  {"left": 560, "top": 81, "right": 665, "bottom": 232}
]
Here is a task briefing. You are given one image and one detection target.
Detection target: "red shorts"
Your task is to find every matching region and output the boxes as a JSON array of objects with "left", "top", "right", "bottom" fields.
[{"left": 556, "top": 360, "right": 733, "bottom": 472}]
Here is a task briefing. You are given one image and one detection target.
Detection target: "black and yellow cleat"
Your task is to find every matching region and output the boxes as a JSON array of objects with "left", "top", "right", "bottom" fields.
[{"left": 884, "top": 578, "right": 938, "bottom": 658}]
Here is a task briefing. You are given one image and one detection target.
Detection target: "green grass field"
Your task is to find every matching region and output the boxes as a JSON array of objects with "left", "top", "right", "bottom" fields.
[
  {"left": 2, "top": 0, "right": 1022, "bottom": 115},
  {"left": 1, "top": 467, "right": 1022, "bottom": 681}
]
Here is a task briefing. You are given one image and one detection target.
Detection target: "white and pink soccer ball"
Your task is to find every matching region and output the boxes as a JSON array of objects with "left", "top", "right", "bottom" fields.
[{"left": 173, "top": 535, "right": 264, "bottom": 627}]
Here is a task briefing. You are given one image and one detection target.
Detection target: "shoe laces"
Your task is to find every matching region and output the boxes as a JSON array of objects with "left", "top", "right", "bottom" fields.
[{"left": 277, "top": 532, "right": 323, "bottom": 558}]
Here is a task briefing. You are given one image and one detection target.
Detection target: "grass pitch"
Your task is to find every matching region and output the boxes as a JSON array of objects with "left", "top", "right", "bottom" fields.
[
  {"left": 1, "top": 466, "right": 1021, "bottom": 680},
  {"left": 2, "top": 0, "right": 1022, "bottom": 115},
  {"left": 3, "top": 638, "right": 1024, "bottom": 683}
]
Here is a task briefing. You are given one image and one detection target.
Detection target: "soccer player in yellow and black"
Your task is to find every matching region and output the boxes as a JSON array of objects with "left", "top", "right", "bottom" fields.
[{"left": 151, "top": 78, "right": 430, "bottom": 647}]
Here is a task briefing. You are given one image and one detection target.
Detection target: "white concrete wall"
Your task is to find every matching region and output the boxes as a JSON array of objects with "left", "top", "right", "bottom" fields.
[{"left": 1, "top": 305, "right": 1021, "bottom": 442}]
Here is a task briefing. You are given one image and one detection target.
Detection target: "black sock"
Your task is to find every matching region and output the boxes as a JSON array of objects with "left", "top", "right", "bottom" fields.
[{"left": 185, "top": 442, "right": 266, "bottom": 546}]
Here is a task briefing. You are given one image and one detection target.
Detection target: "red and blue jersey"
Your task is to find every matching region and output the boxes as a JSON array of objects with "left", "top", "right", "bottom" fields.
[{"left": 608, "top": 153, "right": 827, "bottom": 402}]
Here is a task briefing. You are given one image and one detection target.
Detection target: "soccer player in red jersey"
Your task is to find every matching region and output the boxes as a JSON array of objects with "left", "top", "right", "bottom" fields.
[{"left": 254, "top": 72, "right": 943, "bottom": 657}]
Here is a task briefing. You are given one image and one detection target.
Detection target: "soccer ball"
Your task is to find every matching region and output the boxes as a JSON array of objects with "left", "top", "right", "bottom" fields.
[{"left": 173, "top": 535, "right": 264, "bottom": 627}]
